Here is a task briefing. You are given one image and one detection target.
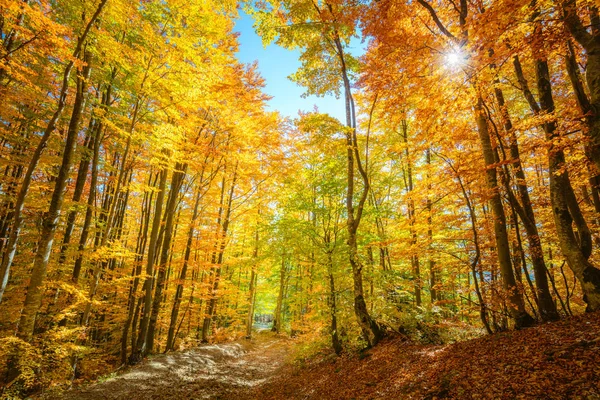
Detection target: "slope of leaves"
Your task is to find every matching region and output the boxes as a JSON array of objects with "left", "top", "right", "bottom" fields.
[{"left": 248, "top": 312, "right": 600, "bottom": 399}]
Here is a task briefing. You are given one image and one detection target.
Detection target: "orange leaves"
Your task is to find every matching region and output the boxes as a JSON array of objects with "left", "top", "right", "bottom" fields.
[{"left": 246, "top": 312, "right": 600, "bottom": 399}]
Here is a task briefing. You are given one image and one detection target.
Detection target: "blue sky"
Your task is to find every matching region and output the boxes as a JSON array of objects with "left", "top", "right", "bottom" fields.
[{"left": 233, "top": 11, "right": 347, "bottom": 122}]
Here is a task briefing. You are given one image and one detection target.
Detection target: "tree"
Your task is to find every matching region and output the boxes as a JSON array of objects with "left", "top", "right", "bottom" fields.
[{"left": 252, "top": 0, "right": 383, "bottom": 346}]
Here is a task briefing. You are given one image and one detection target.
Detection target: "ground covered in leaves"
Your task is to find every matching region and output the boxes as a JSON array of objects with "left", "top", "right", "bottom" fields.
[
  {"left": 41, "top": 331, "right": 292, "bottom": 400},
  {"left": 37, "top": 313, "right": 600, "bottom": 399},
  {"left": 249, "top": 312, "right": 600, "bottom": 399}
]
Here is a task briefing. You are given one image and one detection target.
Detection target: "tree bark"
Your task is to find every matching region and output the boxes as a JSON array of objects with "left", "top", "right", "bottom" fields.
[
  {"left": 562, "top": 0, "right": 600, "bottom": 173},
  {"left": 474, "top": 96, "right": 534, "bottom": 328},
  {"left": 121, "top": 173, "right": 154, "bottom": 364},
  {"left": 58, "top": 124, "right": 95, "bottom": 264},
  {"left": 165, "top": 186, "right": 201, "bottom": 350},
  {"left": 147, "top": 162, "right": 187, "bottom": 352},
  {"left": 514, "top": 24, "right": 600, "bottom": 311},
  {"left": 135, "top": 164, "right": 168, "bottom": 358},
  {"left": 327, "top": 250, "right": 342, "bottom": 355},
  {"left": 426, "top": 148, "right": 437, "bottom": 303},
  {"left": 17, "top": 50, "right": 93, "bottom": 341},
  {"left": 245, "top": 225, "right": 259, "bottom": 339},
  {"left": 272, "top": 255, "right": 286, "bottom": 334},
  {"left": 535, "top": 56, "right": 600, "bottom": 311},
  {"left": 493, "top": 83, "right": 558, "bottom": 320},
  {"left": 402, "top": 120, "right": 421, "bottom": 306},
  {"left": 202, "top": 163, "right": 237, "bottom": 342},
  {"left": 0, "top": 0, "right": 108, "bottom": 304},
  {"left": 332, "top": 31, "right": 383, "bottom": 347}
]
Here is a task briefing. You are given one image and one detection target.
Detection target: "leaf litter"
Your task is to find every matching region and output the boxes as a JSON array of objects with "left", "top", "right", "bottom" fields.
[{"left": 46, "top": 312, "right": 600, "bottom": 399}]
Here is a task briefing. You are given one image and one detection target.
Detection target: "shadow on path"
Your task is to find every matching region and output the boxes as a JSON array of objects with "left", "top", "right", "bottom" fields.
[{"left": 56, "top": 332, "right": 290, "bottom": 400}]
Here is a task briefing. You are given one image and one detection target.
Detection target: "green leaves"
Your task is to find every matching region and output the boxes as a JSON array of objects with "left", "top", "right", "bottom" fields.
[{"left": 249, "top": 0, "right": 359, "bottom": 98}]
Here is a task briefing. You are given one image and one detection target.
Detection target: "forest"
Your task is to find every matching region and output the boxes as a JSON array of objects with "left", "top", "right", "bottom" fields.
[{"left": 1, "top": 0, "right": 600, "bottom": 398}]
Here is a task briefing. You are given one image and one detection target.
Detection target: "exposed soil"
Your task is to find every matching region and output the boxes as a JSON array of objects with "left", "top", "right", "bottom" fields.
[{"left": 51, "top": 331, "right": 291, "bottom": 400}]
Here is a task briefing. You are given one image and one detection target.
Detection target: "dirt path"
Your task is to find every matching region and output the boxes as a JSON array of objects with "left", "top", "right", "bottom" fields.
[{"left": 56, "top": 332, "right": 291, "bottom": 400}]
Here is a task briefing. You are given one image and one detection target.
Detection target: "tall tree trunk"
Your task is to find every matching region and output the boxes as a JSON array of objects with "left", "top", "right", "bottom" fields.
[
  {"left": 272, "top": 255, "right": 286, "bottom": 334},
  {"left": 514, "top": 22, "right": 600, "bottom": 310},
  {"left": 58, "top": 123, "right": 95, "bottom": 264},
  {"left": 164, "top": 134, "right": 220, "bottom": 349},
  {"left": 493, "top": 82, "right": 558, "bottom": 320},
  {"left": 17, "top": 51, "right": 93, "bottom": 341},
  {"left": 0, "top": 0, "right": 108, "bottom": 303},
  {"left": 166, "top": 187, "right": 201, "bottom": 350},
  {"left": 440, "top": 152, "right": 493, "bottom": 333},
  {"left": 325, "top": 243, "right": 342, "bottom": 354},
  {"left": 426, "top": 148, "right": 437, "bottom": 303},
  {"left": 535, "top": 55, "right": 600, "bottom": 311},
  {"left": 72, "top": 119, "right": 103, "bottom": 283},
  {"left": 202, "top": 164, "right": 237, "bottom": 342},
  {"left": 562, "top": 0, "right": 600, "bottom": 172},
  {"left": 135, "top": 164, "right": 168, "bottom": 358},
  {"left": 147, "top": 162, "right": 187, "bottom": 353},
  {"left": 474, "top": 96, "right": 534, "bottom": 328},
  {"left": 402, "top": 120, "right": 421, "bottom": 306},
  {"left": 245, "top": 225, "right": 259, "bottom": 339},
  {"left": 121, "top": 173, "right": 154, "bottom": 364},
  {"left": 332, "top": 31, "right": 383, "bottom": 347}
]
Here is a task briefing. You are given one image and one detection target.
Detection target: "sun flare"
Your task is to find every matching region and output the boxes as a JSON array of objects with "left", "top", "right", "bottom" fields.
[{"left": 445, "top": 49, "right": 465, "bottom": 68}]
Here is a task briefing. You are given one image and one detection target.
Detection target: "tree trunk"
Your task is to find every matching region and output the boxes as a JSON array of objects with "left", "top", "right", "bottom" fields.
[
  {"left": 474, "top": 96, "right": 534, "bottom": 328},
  {"left": 135, "top": 165, "right": 168, "bottom": 357},
  {"left": 245, "top": 225, "right": 259, "bottom": 339},
  {"left": 121, "top": 173, "right": 154, "bottom": 363},
  {"left": 441, "top": 152, "right": 493, "bottom": 333},
  {"left": 535, "top": 56, "right": 600, "bottom": 311},
  {"left": 166, "top": 186, "right": 201, "bottom": 350},
  {"left": 17, "top": 51, "right": 93, "bottom": 341},
  {"left": 562, "top": 0, "right": 600, "bottom": 172},
  {"left": 402, "top": 120, "right": 421, "bottom": 306},
  {"left": 327, "top": 250, "right": 342, "bottom": 355},
  {"left": 332, "top": 33, "right": 383, "bottom": 347},
  {"left": 514, "top": 23, "right": 600, "bottom": 311},
  {"left": 202, "top": 164, "right": 237, "bottom": 342},
  {"left": 0, "top": 0, "right": 108, "bottom": 303},
  {"left": 147, "top": 162, "right": 187, "bottom": 353},
  {"left": 493, "top": 82, "right": 558, "bottom": 320},
  {"left": 426, "top": 148, "right": 437, "bottom": 303},
  {"left": 272, "top": 255, "right": 286, "bottom": 334},
  {"left": 58, "top": 124, "right": 94, "bottom": 264}
]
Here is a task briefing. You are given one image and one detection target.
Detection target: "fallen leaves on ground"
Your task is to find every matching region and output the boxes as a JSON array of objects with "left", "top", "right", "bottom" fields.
[
  {"left": 41, "top": 332, "right": 292, "bottom": 400},
  {"left": 246, "top": 312, "right": 600, "bottom": 399}
]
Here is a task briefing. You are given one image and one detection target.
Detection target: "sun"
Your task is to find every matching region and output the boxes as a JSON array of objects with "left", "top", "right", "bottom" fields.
[{"left": 445, "top": 49, "right": 466, "bottom": 68}]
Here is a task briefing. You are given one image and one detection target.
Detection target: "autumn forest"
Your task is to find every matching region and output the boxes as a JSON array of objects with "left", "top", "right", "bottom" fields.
[{"left": 1, "top": 0, "right": 600, "bottom": 398}]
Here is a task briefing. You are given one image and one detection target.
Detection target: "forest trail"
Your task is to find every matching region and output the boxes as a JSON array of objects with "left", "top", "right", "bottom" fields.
[{"left": 54, "top": 331, "right": 291, "bottom": 400}]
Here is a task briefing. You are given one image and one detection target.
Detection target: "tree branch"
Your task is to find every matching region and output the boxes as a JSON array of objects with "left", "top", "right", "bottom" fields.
[
  {"left": 561, "top": 0, "right": 595, "bottom": 50},
  {"left": 416, "top": 0, "right": 458, "bottom": 42}
]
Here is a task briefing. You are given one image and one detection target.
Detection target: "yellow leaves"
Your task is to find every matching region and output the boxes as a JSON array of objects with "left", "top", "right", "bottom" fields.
[
  {"left": 101, "top": 114, "right": 131, "bottom": 140},
  {"left": 92, "top": 242, "right": 136, "bottom": 263},
  {"left": 0, "top": 336, "right": 42, "bottom": 390},
  {"left": 298, "top": 112, "right": 346, "bottom": 136}
]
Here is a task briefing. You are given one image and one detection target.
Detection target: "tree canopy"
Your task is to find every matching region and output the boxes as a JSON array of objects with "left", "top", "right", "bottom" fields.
[{"left": 1, "top": 0, "right": 600, "bottom": 396}]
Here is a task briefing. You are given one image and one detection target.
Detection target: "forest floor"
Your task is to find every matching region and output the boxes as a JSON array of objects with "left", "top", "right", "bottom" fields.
[
  {"left": 48, "top": 330, "right": 292, "bottom": 400},
  {"left": 43, "top": 312, "right": 600, "bottom": 400},
  {"left": 252, "top": 311, "right": 600, "bottom": 400}
]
